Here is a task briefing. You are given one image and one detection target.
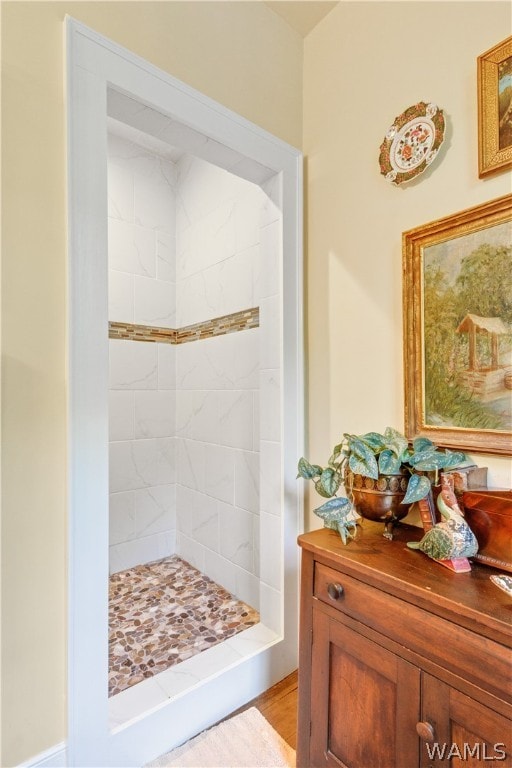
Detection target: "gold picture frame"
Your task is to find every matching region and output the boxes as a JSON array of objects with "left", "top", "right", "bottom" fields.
[
  {"left": 403, "top": 194, "right": 512, "bottom": 456},
  {"left": 478, "top": 35, "right": 512, "bottom": 177}
]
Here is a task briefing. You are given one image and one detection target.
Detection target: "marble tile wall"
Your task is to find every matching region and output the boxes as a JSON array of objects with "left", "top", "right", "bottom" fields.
[
  {"left": 174, "top": 156, "right": 266, "bottom": 610},
  {"left": 256, "top": 175, "right": 283, "bottom": 633},
  {"left": 108, "top": 133, "right": 178, "bottom": 572},
  {"left": 108, "top": 133, "right": 284, "bottom": 632},
  {"left": 175, "top": 155, "right": 262, "bottom": 327},
  {"left": 108, "top": 133, "right": 177, "bottom": 325}
]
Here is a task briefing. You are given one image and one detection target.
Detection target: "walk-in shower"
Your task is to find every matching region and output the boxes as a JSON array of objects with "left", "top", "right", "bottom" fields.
[
  {"left": 67, "top": 20, "right": 302, "bottom": 765},
  {"left": 106, "top": 91, "right": 287, "bottom": 721}
]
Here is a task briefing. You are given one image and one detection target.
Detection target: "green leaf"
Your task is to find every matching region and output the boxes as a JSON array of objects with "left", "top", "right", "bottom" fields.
[
  {"left": 383, "top": 428, "right": 408, "bottom": 458},
  {"left": 413, "top": 454, "right": 450, "bottom": 471},
  {"left": 314, "top": 496, "right": 351, "bottom": 515},
  {"left": 348, "top": 438, "right": 379, "bottom": 476},
  {"left": 328, "top": 443, "right": 347, "bottom": 469},
  {"left": 401, "top": 447, "right": 413, "bottom": 463},
  {"left": 408, "top": 448, "right": 437, "bottom": 466},
  {"left": 314, "top": 477, "right": 334, "bottom": 498},
  {"left": 439, "top": 450, "right": 467, "bottom": 469},
  {"left": 387, "top": 440, "right": 408, "bottom": 459},
  {"left": 319, "top": 467, "right": 341, "bottom": 497},
  {"left": 413, "top": 437, "right": 434, "bottom": 453},
  {"left": 403, "top": 474, "right": 432, "bottom": 504},
  {"left": 359, "top": 432, "right": 386, "bottom": 451},
  {"left": 328, "top": 442, "right": 344, "bottom": 464},
  {"left": 378, "top": 449, "right": 402, "bottom": 475},
  {"left": 313, "top": 497, "right": 352, "bottom": 529},
  {"left": 349, "top": 437, "right": 369, "bottom": 458},
  {"left": 384, "top": 426, "right": 407, "bottom": 443},
  {"left": 296, "top": 457, "right": 322, "bottom": 479},
  {"left": 348, "top": 450, "right": 378, "bottom": 479}
]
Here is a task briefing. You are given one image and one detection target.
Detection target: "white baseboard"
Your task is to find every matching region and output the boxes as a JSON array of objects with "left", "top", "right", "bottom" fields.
[{"left": 18, "top": 742, "right": 67, "bottom": 768}]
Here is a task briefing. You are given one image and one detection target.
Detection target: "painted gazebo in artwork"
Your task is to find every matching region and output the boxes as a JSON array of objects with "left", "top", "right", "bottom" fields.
[{"left": 456, "top": 313, "right": 512, "bottom": 400}]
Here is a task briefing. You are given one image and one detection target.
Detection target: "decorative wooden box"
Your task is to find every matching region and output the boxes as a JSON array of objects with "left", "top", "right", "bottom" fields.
[{"left": 462, "top": 489, "right": 512, "bottom": 573}]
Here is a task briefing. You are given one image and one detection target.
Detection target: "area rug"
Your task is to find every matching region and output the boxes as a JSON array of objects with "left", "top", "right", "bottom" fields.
[{"left": 146, "top": 707, "right": 296, "bottom": 767}]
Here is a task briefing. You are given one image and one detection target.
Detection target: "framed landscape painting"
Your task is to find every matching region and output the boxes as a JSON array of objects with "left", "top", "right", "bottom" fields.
[
  {"left": 403, "top": 195, "right": 512, "bottom": 455},
  {"left": 478, "top": 35, "right": 512, "bottom": 177}
]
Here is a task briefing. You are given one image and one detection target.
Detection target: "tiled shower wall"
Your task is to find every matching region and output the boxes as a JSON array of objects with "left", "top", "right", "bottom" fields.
[
  {"left": 174, "top": 155, "right": 265, "bottom": 609},
  {"left": 108, "top": 133, "right": 177, "bottom": 573},
  {"left": 109, "top": 126, "right": 283, "bottom": 632},
  {"left": 107, "top": 130, "right": 284, "bottom": 629}
]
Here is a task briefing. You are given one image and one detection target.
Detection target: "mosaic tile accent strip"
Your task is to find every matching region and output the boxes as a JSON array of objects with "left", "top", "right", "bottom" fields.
[
  {"left": 108, "top": 307, "right": 259, "bottom": 346},
  {"left": 109, "top": 321, "right": 177, "bottom": 344},
  {"left": 177, "top": 307, "right": 259, "bottom": 344},
  {"left": 109, "top": 555, "right": 259, "bottom": 697}
]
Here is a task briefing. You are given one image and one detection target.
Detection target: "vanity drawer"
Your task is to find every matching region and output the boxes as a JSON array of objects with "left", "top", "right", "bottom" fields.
[
  {"left": 314, "top": 561, "right": 380, "bottom": 621},
  {"left": 313, "top": 562, "right": 511, "bottom": 704}
]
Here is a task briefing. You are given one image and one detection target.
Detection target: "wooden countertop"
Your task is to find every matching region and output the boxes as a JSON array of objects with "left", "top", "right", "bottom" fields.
[{"left": 298, "top": 521, "right": 512, "bottom": 648}]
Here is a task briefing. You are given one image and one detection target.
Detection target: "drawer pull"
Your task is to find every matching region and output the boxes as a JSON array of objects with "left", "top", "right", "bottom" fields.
[
  {"left": 416, "top": 721, "right": 435, "bottom": 742},
  {"left": 327, "top": 582, "right": 344, "bottom": 601}
]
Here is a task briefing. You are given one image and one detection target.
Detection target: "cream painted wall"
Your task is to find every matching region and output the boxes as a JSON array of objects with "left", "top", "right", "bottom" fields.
[
  {"left": 0, "top": 3, "right": 302, "bottom": 764},
  {"left": 3, "top": 0, "right": 512, "bottom": 764},
  {"left": 303, "top": 1, "right": 512, "bottom": 531}
]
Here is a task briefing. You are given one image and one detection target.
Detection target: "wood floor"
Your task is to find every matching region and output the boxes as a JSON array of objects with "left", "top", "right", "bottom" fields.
[{"left": 229, "top": 670, "right": 298, "bottom": 749}]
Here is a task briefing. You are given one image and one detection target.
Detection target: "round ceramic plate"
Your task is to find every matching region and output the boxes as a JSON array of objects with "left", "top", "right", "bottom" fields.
[{"left": 379, "top": 102, "right": 445, "bottom": 185}]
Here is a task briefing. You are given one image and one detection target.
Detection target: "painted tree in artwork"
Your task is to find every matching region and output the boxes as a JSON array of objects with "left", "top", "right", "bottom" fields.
[
  {"left": 423, "top": 242, "right": 512, "bottom": 430},
  {"left": 455, "top": 243, "right": 512, "bottom": 374},
  {"left": 454, "top": 244, "right": 512, "bottom": 324},
  {"left": 423, "top": 265, "right": 459, "bottom": 410}
]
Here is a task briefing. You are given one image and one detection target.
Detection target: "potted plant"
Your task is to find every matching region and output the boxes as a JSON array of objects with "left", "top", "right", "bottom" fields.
[{"left": 297, "top": 426, "right": 467, "bottom": 543}]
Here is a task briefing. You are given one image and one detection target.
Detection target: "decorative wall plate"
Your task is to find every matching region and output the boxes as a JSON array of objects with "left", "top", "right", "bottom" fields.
[{"left": 379, "top": 102, "right": 445, "bottom": 185}]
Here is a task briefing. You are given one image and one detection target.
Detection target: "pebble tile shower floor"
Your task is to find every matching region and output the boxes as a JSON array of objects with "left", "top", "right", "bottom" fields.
[{"left": 109, "top": 555, "right": 260, "bottom": 696}]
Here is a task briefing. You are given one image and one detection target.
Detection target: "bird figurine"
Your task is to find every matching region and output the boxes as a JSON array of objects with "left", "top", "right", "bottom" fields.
[{"left": 407, "top": 477, "right": 479, "bottom": 561}]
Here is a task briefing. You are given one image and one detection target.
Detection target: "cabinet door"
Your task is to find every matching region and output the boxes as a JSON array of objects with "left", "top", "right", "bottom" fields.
[
  {"left": 421, "top": 675, "right": 512, "bottom": 767},
  {"left": 309, "top": 608, "right": 420, "bottom": 768}
]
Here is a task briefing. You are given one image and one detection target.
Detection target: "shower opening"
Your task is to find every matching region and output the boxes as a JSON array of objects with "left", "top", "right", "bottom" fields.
[
  {"left": 106, "top": 88, "right": 284, "bottom": 723},
  {"left": 67, "top": 24, "right": 302, "bottom": 762}
]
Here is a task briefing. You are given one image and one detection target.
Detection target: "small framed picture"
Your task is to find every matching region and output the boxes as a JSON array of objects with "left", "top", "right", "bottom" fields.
[{"left": 478, "top": 35, "right": 512, "bottom": 177}]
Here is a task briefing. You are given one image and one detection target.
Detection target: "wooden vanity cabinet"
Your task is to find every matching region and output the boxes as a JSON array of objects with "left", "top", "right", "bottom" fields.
[{"left": 297, "top": 523, "right": 512, "bottom": 768}]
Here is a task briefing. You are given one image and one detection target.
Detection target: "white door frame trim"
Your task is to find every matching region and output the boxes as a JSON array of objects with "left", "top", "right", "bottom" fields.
[{"left": 66, "top": 17, "right": 303, "bottom": 768}]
